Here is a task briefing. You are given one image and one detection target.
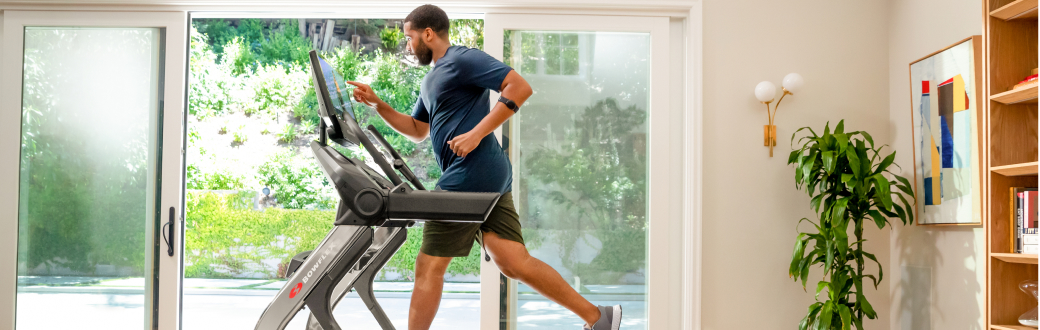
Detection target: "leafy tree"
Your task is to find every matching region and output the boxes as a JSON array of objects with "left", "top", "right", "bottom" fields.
[{"left": 524, "top": 98, "right": 647, "bottom": 284}]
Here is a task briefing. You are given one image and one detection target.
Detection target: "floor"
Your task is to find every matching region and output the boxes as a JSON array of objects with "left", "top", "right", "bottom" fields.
[{"left": 14, "top": 278, "right": 646, "bottom": 329}]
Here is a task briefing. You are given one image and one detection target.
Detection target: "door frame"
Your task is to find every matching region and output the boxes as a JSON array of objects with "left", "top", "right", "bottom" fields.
[
  {"left": 0, "top": 10, "right": 187, "bottom": 330},
  {"left": 484, "top": 13, "right": 678, "bottom": 329}
]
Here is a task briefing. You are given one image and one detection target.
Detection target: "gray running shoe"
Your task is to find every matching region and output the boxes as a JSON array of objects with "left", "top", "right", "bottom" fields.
[{"left": 583, "top": 305, "right": 622, "bottom": 330}]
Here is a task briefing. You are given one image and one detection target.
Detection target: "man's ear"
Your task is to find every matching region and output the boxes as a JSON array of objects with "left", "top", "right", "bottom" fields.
[{"left": 424, "top": 27, "right": 436, "bottom": 42}]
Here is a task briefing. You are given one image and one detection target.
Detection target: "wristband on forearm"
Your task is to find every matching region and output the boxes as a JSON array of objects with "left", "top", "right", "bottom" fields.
[{"left": 498, "top": 96, "right": 520, "bottom": 113}]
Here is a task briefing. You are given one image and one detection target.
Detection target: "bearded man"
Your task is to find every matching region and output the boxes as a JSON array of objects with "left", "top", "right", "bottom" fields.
[{"left": 347, "top": 4, "right": 623, "bottom": 330}]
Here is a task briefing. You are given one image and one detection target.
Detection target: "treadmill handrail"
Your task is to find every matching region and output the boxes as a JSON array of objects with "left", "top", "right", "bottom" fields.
[{"left": 366, "top": 125, "right": 425, "bottom": 190}]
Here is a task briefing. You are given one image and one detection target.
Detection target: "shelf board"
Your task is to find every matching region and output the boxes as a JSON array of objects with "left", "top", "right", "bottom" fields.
[
  {"left": 992, "top": 253, "right": 1040, "bottom": 264},
  {"left": 992, "top": 162, "right": 1040, "bottom": 176},
  {"left": 992, "top": 84, "right": 1039, "bottom": 104},
  {"left": 991, "top": 0, "right": 1039, "bottom": 20},
  {"left": 991, "top": 325, "right": 1039, "bottom": 330}
]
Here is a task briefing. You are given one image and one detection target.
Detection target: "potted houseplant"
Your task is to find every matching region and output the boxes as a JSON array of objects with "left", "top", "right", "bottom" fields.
[{"left": 787, "top": 120, "right": 915, "bottom": 330}]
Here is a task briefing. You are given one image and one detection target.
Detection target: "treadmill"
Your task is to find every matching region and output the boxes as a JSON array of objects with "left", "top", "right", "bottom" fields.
[{"left": 253, "top": 51, "right": 500, "bottom": 330}]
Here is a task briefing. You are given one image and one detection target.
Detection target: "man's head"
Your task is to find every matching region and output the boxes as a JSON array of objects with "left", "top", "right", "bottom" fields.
[{"left": 404, "top": 4, "right": 450, "bottom": 66}]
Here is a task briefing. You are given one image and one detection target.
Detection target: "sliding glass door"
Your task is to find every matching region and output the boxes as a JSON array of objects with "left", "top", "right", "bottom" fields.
[
  {"left": 0, "top": 11, "right": 187, "bottom": 330},
  {"left": 484, "top": 14, "right": 678, "bottom": 330}
]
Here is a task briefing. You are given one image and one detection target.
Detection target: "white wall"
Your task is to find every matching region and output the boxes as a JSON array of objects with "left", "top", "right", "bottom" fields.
[
  {"left": 886, "top": 1, "right": 986, "bottom": 329},
  {"left": 700, "top": 0, "right": 892, "bottom": 328}
]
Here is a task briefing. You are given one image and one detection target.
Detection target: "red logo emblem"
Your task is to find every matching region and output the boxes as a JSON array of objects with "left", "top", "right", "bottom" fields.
[{"left": 289, "top": 282, "right": 303, "bottom": 298}]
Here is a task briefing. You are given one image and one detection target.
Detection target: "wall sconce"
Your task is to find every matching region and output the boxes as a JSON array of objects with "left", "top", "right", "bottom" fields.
[{"left": 755, "top": 73, "right": 804, "bottom": 157}]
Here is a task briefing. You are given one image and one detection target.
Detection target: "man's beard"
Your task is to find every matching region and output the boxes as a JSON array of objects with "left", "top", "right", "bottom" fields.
[{"left": 414, "top": 39, "right": 434, "bottom": 66}]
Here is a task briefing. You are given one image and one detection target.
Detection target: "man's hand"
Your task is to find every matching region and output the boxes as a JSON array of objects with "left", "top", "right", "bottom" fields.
[
  {"left": 447, "top": 131, "right": 481, "bottom": 158},
  {"left": 347, "top": 81, "right": 382, "bottom": 107}
]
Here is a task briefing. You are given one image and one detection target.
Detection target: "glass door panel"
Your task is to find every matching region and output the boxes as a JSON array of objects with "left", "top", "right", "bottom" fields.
[
  {"left": 16, "top": 27, "right": 162, "bottom": 330},
  {"left": 504, "top": 30, "right": 649, "bottom": 330}
]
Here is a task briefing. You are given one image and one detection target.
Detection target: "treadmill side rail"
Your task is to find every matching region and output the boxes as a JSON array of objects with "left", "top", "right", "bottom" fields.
[{"left": 254, "top": 225, "right": 371, "bottom": 330}]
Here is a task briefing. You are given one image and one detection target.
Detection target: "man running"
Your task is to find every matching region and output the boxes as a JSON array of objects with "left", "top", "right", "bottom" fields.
[{"left": 347, "top": 4, "right": 623, "bottom": 330}]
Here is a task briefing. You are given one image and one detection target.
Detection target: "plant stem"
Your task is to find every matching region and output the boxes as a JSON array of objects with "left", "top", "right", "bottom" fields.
[{"left": 855, "top": 216, "right": 864, "bottom": 323}]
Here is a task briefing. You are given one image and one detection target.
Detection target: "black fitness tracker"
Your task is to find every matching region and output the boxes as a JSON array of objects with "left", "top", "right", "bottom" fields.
[{"left": 498, "top": 95, "right": 520, "bottom": 113}]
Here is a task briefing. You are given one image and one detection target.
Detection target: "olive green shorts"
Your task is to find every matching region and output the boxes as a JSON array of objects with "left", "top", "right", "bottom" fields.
[{"left": 420, "top": 191, "right": 525, "bottom": 257}]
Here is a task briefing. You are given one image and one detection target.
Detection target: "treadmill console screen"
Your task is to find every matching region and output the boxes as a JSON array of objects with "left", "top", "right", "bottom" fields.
[
  {"left": 316, "top": 57, "right": 356, "bottom": 121},
  {"left": 309, "top": 50, "right": 362, "bottom": 147}
]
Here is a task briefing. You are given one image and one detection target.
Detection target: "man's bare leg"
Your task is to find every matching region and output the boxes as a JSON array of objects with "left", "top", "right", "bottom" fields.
[
  {"left": 408, "top": 252, "right": 453, "bottom": 330},
  {"left": 481, "top": 231, "right": 601, "bottom": 326}
]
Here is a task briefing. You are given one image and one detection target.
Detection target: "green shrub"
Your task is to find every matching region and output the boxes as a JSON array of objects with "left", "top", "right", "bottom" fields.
[
  {"left": 186, "top": 164, "right": 247, "bottom": 190},
  {"left": 277, "top": 123, "right": 298, "bottom": 143},
  {"left": 232, "top": 126, "right": 248, "bottom": 144},
  {"left": 380, "top": 25, "right": 404, "bottom": 51},
  {"left": 225, "top": 37, "right": 257, "bottom": 76},
  {"left": 255, "top": 151, "right": 336, "bottom": 210},
  {"left": 188, "top": 27, "right": 234, "bottom": 119},
  {"left": 257, "top": 19, "right": 311, "bottom": 70},
  {"left": 185, "top": 192, "right": 483, "bottom": 280},
  {"left": 292, "top": 87, "right": 321, "bottom": 127},
  {"left": 248, "top": 63, "right": 309, "bottom": 117},
  {"left": 299, "top": 120, "right": 317, "bottom": 136},
  {"left": 185, "top": 191, "right": 333, "bottom": 278}
]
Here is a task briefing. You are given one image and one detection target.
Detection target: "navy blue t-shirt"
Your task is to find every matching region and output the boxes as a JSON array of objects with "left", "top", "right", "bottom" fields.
[{"left": 412, "top": 46, "right": 513, "bottom": 193}]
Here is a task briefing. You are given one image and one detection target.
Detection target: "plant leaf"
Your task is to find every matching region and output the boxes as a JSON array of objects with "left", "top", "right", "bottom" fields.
[
  {"left": 847, "top": 146, "right": 861, "bottom": 178},
  {"left": 838, "top": 304, "right": 852, "bottom": 330},
  {"left": 872, "top": 173, "right": 894, "bottom": 209},
  {"left": 822, "top": 151, "right": 836, "bottom": 174},
  {"left": 874, "top": 151, "right": 895, "bottom": 175},
  {"left": 818, "top": 302, "right": 834, "bottom": 330},
  {"left": 815, "top": 281, "right": 829, "bottom": 300},
  {"left": 858, "top": 292, "right": 877, "bottom": 319}
]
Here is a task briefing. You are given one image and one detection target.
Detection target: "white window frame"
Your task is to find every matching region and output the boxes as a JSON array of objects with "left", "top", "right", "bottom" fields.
[
  {"left": 0, "top": 2, "right": 703, "bottom": 330},
  {"left": 0, "top": 10, "right": 187, "bottom": 330}
]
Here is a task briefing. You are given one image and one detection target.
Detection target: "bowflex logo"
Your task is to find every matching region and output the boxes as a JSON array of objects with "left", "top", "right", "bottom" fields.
[{"left": 289, "top": 282, "right": 303, "bottom": 298}]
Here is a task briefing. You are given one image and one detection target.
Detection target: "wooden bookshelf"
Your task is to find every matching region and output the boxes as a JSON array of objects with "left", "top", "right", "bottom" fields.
[
  {"left": 992, "top": 325, "right": 1040, "bottom": 330},
  {"left": 992, "top": 252, "right": 1040, "bottom": 264},
  {"left": 992, "top": 84, "right": 1039, "bottom": 104},
  {"left": 985, "top": 0, "right": 1039, "bottom": 328},
  {"left": 992, "top": 161, "right": 1040, "bottom": 176},
  {"left": 991, "top": 0, "right": 1039, "bottom": 20}
]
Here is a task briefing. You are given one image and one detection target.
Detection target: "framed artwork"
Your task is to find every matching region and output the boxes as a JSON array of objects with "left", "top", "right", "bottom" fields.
[{"left": 908, "top": 36, "right": 984, "bottom": 225}]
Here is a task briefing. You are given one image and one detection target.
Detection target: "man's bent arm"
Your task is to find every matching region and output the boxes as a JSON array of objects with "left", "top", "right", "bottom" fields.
[
  {"left": 465, "top": 70, "right": 533, "bottom": 140},
  {"left": 372, "top": 99, "right": 430, "bottom": 143}
]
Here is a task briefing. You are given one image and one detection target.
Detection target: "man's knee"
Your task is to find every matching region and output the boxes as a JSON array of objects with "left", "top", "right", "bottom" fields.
[
  {"left": 414, "top": 252, "right": 452, "bottom": 280},
  {"left": 494, "top": 254, "right": 530, "bottom": 279}
]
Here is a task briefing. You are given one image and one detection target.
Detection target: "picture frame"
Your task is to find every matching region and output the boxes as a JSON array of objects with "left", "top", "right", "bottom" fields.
[{"left": 908, "top": 36, "right": 984, "bottom": 225}]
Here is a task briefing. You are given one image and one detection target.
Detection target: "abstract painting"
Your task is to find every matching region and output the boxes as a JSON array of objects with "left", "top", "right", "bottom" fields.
[{"left": 909, "top": 36, "right": 983, "bottom": 225}]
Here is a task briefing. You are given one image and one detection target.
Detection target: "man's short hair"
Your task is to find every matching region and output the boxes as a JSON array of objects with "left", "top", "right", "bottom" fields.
[{"left": 405, "top": 4, "right": 450, "bottom": 38}]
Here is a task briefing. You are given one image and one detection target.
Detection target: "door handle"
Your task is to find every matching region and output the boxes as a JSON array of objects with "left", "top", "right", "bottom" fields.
[{"left": 163, "top": 207, "right": 175, "bottom": 256}]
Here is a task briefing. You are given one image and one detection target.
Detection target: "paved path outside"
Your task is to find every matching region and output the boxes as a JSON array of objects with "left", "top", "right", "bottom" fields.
[{"left": 15, "top": 277, "right": 646, "bottom": 330}]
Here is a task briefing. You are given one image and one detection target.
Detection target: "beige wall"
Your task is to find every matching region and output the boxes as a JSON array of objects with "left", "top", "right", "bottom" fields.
[
  {"left": 701, "top": 0, "right": 892, "bottom": 328},
  {"left": 886, "top": 0, "right": 986, "bottom": 329}
]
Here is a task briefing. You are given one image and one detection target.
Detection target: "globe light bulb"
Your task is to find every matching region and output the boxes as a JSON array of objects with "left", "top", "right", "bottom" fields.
[
  {"left": 782, "top": 73, "right": 804, "bottom": 94},
  {"left": 755, "top": 81, "right": 777, "bottom": 102}
]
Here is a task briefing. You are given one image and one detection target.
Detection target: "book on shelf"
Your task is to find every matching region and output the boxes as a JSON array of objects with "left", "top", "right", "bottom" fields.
[
  {"left": 1010, "top": 68, "right": 1039, "bottom": 90},
  {"left": 1011, "top": 187, "right": 1039, "bottom": 254}
]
